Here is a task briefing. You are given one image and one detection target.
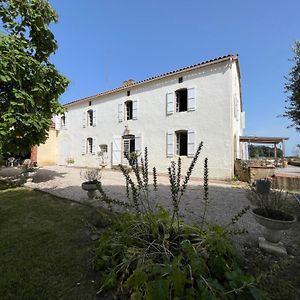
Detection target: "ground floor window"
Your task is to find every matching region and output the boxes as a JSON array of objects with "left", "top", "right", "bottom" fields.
[
  {"left": 99, "top": 144, "right": 108, "bottom": 154},
  {"left": 87, "top": 137, "right": 93, "bottom": 154},
  {"left": 123, "top": 134, "right": 135, "bottom": 159},
  {"left": 176, "top": 130, "right": 188, "bottom": 156}
]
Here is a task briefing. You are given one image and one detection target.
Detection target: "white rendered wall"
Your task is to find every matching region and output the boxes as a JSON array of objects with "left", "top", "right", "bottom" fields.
[{"left": 58, "top": 60, "right": 242, "bottom": 180}]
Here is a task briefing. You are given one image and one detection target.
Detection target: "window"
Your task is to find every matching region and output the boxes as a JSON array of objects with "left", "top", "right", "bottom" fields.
[
  {"left": 178, "top": 77, "right": 183, "bottom": 83},
  {"left": 89, "top": 101, "right": 92, "bottom": 106},
  {"left": 176, "top": 130, "right": 188, "bottom": 156},
  {"left": 87, "top": 137, "right": 93, "bottom": 154},
  {"left": 123, "top": 134, "right": 135, "bottom": 158},
  {"left": 176, "top": 88, "right": 188, "bottom": 112},
  {"left": 166, "top": 88, "right": 195, "bottom": 115},
  {"left": 127, "top": 90, "right": 130, "bottom": 96},
  {"left": 87, "top": 109, "right": 93, "bottom": 126},
  {"left": 125, "top": 100, "right": 133, "bottom": 120},
  {"left": 61, "top": 115, "right": 66, "bottom": 128},
  {"left": 99, "top": 144, "right": 108, "bottom": 154}
]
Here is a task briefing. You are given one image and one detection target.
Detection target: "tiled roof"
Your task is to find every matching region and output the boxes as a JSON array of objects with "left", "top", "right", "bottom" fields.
[{"left": 65, "top": 54, "right": 238, "bottom": 107}]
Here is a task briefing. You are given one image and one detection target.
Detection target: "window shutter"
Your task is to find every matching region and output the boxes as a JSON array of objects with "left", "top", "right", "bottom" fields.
[
  {"left": 187, "top": 130, "right": 195, "bottom": 157},
  {"left": 82, "top": 111, "right": 86, "bottom": 128},
  {"left": 93, "top": 109, "right": 97, "bottom": 127},
  {"left": 166, "top": 92, "right": 174, "bottom": 115},
  {"left": 55, "top": 115, "right": 61, "bottom": 130},
  {"left": 166, "top": 131, "right": 174, "bottom": 157},
  {"left": 187, "top": 87, "right": 196, "bottom": 111},
  {"left": 112, "top": 136, "right": 122, "bottom": 165},
  {"left": 118, "top": 103, "right": 123, "bottom": 122},
  {"left": 81, "top": 138, "right": 86, "bottom": 155},
  {"left": 92, "top": 137, "right": 97, "bottom": 155},
  {"left": 64, "top": 113, "right": 68, "bottom": 129},
  {"left": 132, "top": 100, "right": 138, "bottom": 120},
  {"left": 135, "top": 134, "right": 142, "bottom": 153}
]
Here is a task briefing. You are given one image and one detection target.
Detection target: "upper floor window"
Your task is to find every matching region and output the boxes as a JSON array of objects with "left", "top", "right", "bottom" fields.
[
  {"left": 61, "top": 115, "right": 66, "bottom": 128},
  {"left": 125, "top": 100, "right": 133, "bottom": 120},
  {"left": 176, "top": 88, "right": 188, "bottom": 112},
  {"left": 118, "top": 100, "right": 137, "bottom": 122},
  {"left": 87, "top": 109, "right": 93, "bottom": 126},
  {"left": 166, "top": 87, "right": 195, "bottom": 115},
  {"left": 83, "top": 109, "right": 96, "bottom": 127}
]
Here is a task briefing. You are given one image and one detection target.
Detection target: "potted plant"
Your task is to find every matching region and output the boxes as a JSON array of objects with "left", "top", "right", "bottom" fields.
[
  {"left": 66, "top": 158, "right": 75, "bottom": 166},
  {"left": 247, "top": 179, "right": 296, "bottom": 253},
  {"left": 81, "top": 168, "right": 102, "bottom": 199}
]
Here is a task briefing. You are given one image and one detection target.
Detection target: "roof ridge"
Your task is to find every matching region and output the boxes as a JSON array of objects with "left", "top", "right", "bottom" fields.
[{"left": 65, "top": 54, "right": 237, "bottom": 106}]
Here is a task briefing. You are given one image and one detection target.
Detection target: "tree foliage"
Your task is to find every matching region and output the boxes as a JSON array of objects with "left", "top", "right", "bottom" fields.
[
  {"left": 284, "top": 41, "right": 300, "bottom": 131},
  {"left": 0, "top": 0, "right": 69, "bottom": 155},
  {"left": 249, "top": 145, "right": 282, "bottom": 158}
]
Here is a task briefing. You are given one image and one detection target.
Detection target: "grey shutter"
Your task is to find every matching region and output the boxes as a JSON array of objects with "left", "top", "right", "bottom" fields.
[
  {"left": 55, "top": 115, "right": 61, "bottom": 130},
  {"left": 64, "top": 113, "right": 68, "bottom": 129},
  {"left": 187, "top": 130, "right": 195, "bottom": 157},
  {"left": 81, "top": 138, "right": 86, "bottom": 155},
  {"left": 135, "top": 134, "right": 142, "bottom": 153},
  {"left": 112, "top": 136, "right": 122, "bottom": 165},
  {"left": 132, "top": 100, "right": 138, "bottom": 120},
  {"left": 93, "top": 109, "right": 97, "bottom": 127},
  {"left": 82, "top": 111, "right": 86, "bottom": 128},
  {"left": 118, "top": 103, "right": 123, "bottom": 122},
  {"left": 187, "top": 87, "right": 196, "bottom": 111},
  {"left": 166, "top": 92, "right": 174, "bottom": 115},
  {"left": 166, "top": 131, "right": 174, "bottom": 157},
  {"left": 92, "top": 137, "right": 97, "bottom": 155}
]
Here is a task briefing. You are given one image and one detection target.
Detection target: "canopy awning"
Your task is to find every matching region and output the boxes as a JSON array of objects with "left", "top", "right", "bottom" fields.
[{"left": 240, "top": 136, "right": 289, "bottom": 144}]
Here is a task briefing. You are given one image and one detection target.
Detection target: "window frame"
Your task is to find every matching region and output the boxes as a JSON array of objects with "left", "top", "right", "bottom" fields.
[
  {"left": 87, "top": 137, "right": 93, "bottom": 154},
  {"left": 125, "top": 100, "right": 133, "bottom": 120},
  {"left": 175, "top": 130, "right": 188, "bottom": 156}
]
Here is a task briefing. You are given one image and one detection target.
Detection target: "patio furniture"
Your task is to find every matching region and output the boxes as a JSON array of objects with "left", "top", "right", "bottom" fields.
[{"left": 6, "top": 157, "right": 15, "bottom": 167}]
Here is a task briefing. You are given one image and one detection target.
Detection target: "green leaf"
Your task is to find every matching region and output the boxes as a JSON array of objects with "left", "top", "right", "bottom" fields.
[
  {"left": 125, "top": 269, "right": 148, "bottom": 290},
  {"left": 145, "top": 279, "right": 169, "bottom": 300}
]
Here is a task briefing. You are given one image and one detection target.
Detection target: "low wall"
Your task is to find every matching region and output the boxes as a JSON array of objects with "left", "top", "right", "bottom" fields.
[
  {"left": 289, "top": 161, "right": 300, "bottom": 167},
  {"left": 272, "top": 175, "right": 300, "bottom": 192},
  {"left": 249, "top": 166, "right": 275, "bottom": 182},
  {"left": 234, "top": 160, "right": 275, "bottom": 182}
]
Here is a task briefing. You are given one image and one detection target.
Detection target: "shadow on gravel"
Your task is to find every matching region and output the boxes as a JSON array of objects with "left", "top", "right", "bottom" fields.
[{"left": 32, "top": 168, "right": 67, "bottom": 183}]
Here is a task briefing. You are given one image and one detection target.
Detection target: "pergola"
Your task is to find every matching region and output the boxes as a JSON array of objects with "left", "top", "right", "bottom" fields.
[{"left": 240, "top": 136, "right": 289, "bottom": 161}]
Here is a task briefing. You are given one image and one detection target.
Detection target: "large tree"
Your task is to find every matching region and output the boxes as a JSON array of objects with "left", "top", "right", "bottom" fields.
[
  {"left": 0, "top": 0, "right": 69, "bottom": 155},
  {"left": 284, "top": 41, "right": 300, "bottom": 131}
]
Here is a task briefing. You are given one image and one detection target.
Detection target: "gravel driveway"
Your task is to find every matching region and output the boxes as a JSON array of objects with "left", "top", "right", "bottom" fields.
[{"left": 0, "top": 165, "right": 298, "bottom": 251}]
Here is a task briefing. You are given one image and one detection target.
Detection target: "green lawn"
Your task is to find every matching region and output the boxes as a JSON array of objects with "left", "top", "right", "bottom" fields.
[{"left": 0, "top": 186, "right": 107, "bottom": 300}]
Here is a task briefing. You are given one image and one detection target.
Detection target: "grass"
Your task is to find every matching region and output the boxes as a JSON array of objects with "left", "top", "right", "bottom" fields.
[{"left": 0, "top": 184, "right": 109, "bottom": 300}]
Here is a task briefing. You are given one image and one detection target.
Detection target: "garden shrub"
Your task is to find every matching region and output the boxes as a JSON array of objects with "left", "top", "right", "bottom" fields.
[{"left": 94, "top": 144, "right": 267, "bottom": 299}]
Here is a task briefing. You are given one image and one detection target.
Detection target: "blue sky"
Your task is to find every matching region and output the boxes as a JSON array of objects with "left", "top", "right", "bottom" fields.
[{"left": 49, "top": 0, "right": 299, "bottom": 155}]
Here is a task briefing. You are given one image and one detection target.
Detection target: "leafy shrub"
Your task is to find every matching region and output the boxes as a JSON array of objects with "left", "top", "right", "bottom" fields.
[{"left": 94, "top": 144, "right": 267, "bottom": 299}]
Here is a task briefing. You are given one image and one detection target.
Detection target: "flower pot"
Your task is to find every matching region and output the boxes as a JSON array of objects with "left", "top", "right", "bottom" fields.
[
  {"left": 252, "top": 208, "right": 296, "bottom": 243},
  {"left": 81, "top": 181, "right": 98, "bottom": 199}
]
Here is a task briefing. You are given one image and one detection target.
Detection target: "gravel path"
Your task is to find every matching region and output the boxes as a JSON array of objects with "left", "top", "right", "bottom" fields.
[{"left": 0, "top": 165, "right": 297, "bottom": 250}]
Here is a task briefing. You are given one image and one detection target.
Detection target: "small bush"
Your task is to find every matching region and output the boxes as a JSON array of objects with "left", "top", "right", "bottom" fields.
[
  {"left": 95, "top": 210, "right": 265, "bottom": 299},
  {"left": 94, "top": 144, "right": 267, "bottom": 299}
]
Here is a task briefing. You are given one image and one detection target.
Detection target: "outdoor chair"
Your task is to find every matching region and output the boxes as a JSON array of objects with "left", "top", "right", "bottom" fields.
[{"left": 6, "top": 157, "right": 15, "bottom": 167}]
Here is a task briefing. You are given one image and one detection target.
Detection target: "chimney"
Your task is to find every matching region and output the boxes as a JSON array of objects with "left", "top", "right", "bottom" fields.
[{"left": 122, "top": 79, "right": 135, "bottom": 87}]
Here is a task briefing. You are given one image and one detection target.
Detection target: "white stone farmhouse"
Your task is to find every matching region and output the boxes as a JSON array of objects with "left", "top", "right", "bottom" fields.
[{"left": 56, "top": 54, "right": 245, "bottom": 180}]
